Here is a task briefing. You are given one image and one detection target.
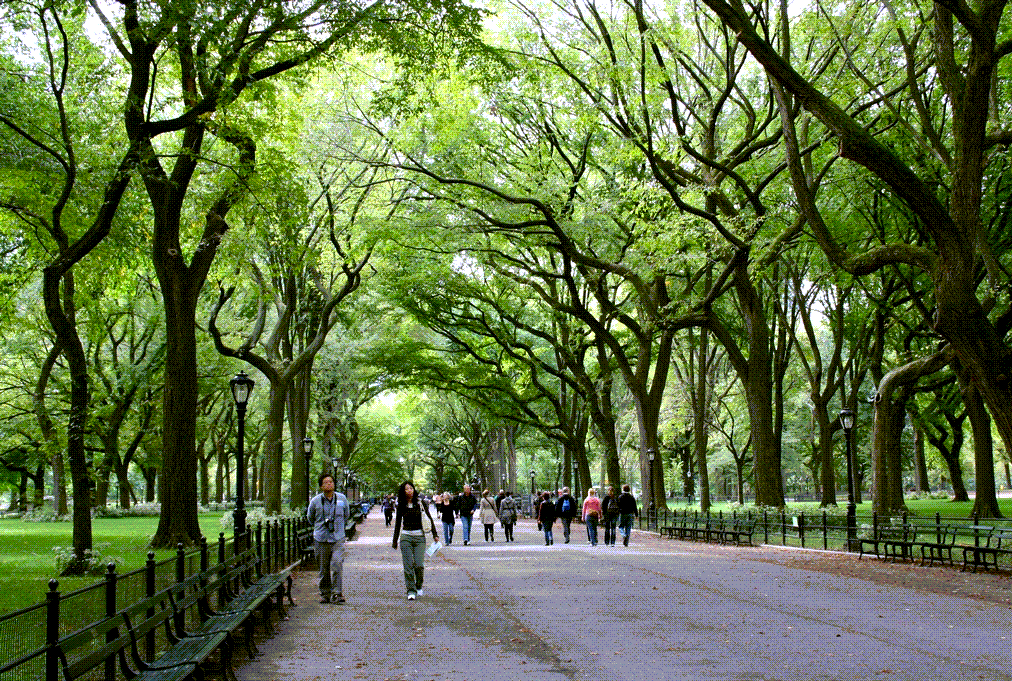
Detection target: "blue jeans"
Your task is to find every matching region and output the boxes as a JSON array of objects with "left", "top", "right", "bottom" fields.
[
  {"left": 586, "top": 516, "right": 598, "bottom": 545},
  {"left": 603, "top": 518, "right": 617, "bottom": 545},
  {"left": 543, "top": 525, "right": 554, "bottom": 544},
  {"left": 460, "top": 515, "right": 473, "bottom": 543},
  {"left": 443, "top": 521, "right": 455, "bottom": 544},
  {"left": 399, "top": 533, "right": 426, "bottom": 594},
  {"left": 619, "top": 513, "right": 635, "bottom": 541}
]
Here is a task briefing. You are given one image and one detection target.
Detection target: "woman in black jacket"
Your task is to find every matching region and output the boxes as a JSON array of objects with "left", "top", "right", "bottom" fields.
[{"left": 392, "top": 481, "right": 439, "bottom": 600}]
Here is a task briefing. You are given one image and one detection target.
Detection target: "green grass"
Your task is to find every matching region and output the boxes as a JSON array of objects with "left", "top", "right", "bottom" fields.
[{"left": 0, "top": 514, "right": 229, "bottom": 615}]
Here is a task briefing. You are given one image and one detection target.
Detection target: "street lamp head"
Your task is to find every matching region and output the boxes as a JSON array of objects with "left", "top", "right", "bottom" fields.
[
  {"left": 229, "top": 371, "right": 255, "bottom": 406},
  {"left": 648, "top": 448, "right": 656, "bottom": 462},
  {"left": 840, "top": 408, "right": 855, "bottom": 431},
  {"left": 303, "top": 437, "right": 314, "bottom": 455}
]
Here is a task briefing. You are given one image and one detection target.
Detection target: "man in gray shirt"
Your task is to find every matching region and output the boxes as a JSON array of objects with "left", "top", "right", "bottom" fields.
[{"left": 307, "top": 472, "right": 350, "bottom": 603}]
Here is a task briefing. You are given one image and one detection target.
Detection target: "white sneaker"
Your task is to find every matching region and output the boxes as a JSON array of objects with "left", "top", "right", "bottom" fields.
[
  {"left": 416, "top": 589, "right": 424, "bottom": 596},
  {"left": 407, "top": 592, "right": 416, "bottom": 601}
]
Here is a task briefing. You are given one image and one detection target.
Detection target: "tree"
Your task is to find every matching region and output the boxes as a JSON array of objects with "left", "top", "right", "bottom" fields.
[{"left": 703, "top": 0, "right": 1012, "bottom": 476}]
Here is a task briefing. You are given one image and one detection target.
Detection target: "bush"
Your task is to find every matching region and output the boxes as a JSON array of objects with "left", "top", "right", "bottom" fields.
[
  {"left": 219, "top": 506, "right": 302, "bottom": 530},
  {"left": 52, "top": 542, "right": 124, "bottom": 574},
  {"left": 92, "top": 503, "right": 161, "bottom": 518},
  {"left": 21, "top": 507, "right": 72, "bottom": 522}
]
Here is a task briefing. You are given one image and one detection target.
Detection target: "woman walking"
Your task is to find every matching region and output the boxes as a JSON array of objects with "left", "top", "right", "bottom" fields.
[
  {"left": 499, "top": 493, "right": 518, "bottom": 542},
  {"left": 391, "top": 481, "right": 439, "bottom": 600},
  {"left": 601, "top": 486, "right": 620, "bottom": 546},
  {"left": 436, "top": 492, "right": 457, "bottom": 544},
  {"left": 479, "top": 489, "right": 499, "bottom": 541},
  {"left": 538, "top": 490, "right": 557, "bottom": 545},
  {"left": 582, "top": 488, "right": 602, "bottom": 546}
]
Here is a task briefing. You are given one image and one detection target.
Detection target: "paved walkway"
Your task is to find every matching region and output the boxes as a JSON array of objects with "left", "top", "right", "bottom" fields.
[{"left": 237, "top": 516, "right": 1012, "bottom": 681}]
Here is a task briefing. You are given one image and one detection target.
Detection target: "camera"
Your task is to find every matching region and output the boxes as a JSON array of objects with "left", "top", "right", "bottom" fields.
[{"left": 325, "top": 518, "right": 335, "bottom": 533}]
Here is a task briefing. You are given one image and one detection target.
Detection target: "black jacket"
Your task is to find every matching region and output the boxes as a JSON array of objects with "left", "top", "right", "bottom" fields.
[
  {"left": 538, "top": 497, "right": 557, "bottom": 525},
  {"left": 617, "top": 492, "right": 639, "bottom": 516},
  {"left": 555, "top": 494, "right": 578, "bottom": 519},
  {"left": 457, "top": 492, "right": 478, "bottom": 516}
]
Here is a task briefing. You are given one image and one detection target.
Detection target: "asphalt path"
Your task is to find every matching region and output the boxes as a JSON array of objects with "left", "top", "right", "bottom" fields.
[{"left": 236, "top": 516, "right": 1012, "bottom": 681}]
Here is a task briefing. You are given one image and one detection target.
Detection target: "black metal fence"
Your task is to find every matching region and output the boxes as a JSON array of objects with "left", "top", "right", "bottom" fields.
[
  {"left": 638, "top": 506, "right": 1012, "bottom": 556},
  {"left": 0, "top": 516, "right": 310, "bottom": 681}
]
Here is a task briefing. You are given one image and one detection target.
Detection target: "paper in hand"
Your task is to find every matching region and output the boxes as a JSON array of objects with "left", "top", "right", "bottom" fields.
[{"left": 425, "top": 541, "right": 443, "bottom": 557}]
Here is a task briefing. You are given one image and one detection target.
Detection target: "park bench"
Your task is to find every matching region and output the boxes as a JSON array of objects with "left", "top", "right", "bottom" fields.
[
  {"left": 690, "top": 516, "right": 724, "bottom": 543},
  {"left": 858, "top": 523, "right": 913, "bottom": 560},
  {"left": 54, "top": 612, "right": 200, "bottom": 681},
  {"left": 296, "top": 524, "right": 316, "bottom": 568},
  {"left": 720, "top": 519, "right": 757, "bottom": 546},
  {"left": 917, "top": 524, "right": 959, "bottom": 567},
  {"left": 881, "top": 524, "right": 918, "bottom": 562},
  {"left": 121, "top": 589, "right": 234, "bottom": 681},
  {"left": 960, "top": 527, "right": 1012, "bottom": 572}
]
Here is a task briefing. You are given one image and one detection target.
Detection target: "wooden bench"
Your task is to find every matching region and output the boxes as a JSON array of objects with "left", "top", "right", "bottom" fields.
[
  {"left": 720, "top": 519, "right": 757, "bottom": 546},
  {"left": 121, "top": 590, "right": 233, "bottom": 681},
  {"left": 858, "top": 524, "right": 911, "bottom": 560},
  {"left": 961, "top": 528, "right": 1012, "bottom": 572},
  {"left": 881, "top": 524, "right": 918, "bottom": 562},
  {"left": 55, "top": 610, "right": 202, "bottom": 681},
  {"left": 917, "top": 524, "right": 958, "bottom": 567}
]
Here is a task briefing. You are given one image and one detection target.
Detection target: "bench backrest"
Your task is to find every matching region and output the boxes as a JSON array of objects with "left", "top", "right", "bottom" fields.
[{"left": 57, "top": 614, "right": 132, "bottom": 681}]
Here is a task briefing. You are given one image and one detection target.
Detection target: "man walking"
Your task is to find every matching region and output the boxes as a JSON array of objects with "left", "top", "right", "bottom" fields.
[
  {"left": 617, "top": 484, "right": 640, "bottom": 546},
  {"left": 457, "top": 484, "right": 478, "bottom": 546},
  {"left": 555, "top": 486, "right": 578, "bottom": 543},
  {"left": 307, "top": 472, "right": 351, "bottom": 603}
]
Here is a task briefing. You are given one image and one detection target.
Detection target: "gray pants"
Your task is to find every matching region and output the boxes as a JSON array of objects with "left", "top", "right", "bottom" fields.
[
  {"left": 399, "top": 533, "right": 426, "bottom": 594},
  {"left": 315, "top": 539, "right": 345, "bottom": 597}
]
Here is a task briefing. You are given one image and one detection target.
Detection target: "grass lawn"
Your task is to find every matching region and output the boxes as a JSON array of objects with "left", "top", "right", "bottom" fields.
[{"left": 0, "top": 514, "right": 229, "bottom": 615}]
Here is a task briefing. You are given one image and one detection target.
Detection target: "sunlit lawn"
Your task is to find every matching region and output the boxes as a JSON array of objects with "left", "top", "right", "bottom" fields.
[{"left": 0, "top": 514, "right": 228, "bottom": 615}]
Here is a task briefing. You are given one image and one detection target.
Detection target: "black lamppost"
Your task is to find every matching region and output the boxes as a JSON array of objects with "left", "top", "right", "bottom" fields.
[
  {"left": 571, "top": 460, "right": 579, "bottom": 503},
  {"left": 501, "top": 473, "right": 507, "bottom": 492},
  {"left": 529, "top": 469, "right": 536, "bottom": 496},
  {"left": 647, "top": 448, "right": 657, "bottom": 527},
  {"left": 302, "top": 437, "right": 314, "bottom": 508},
  {"left": 229, "top": 371, "right": 255, "bottom": 539},
  {"left": 840, "top": 407, "right": 857, "bottom": 551},
  {"left": 343, "top": 467, "right": 351, "bottom": 494}
]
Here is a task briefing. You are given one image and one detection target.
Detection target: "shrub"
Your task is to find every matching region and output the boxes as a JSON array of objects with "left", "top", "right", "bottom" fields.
[
  {"left": 21, "top": 507, "right": 72, "bottom": 522},
  {"left": 52, "top": 542, "right": 124, "bottom": 574},
  {"left": 219, "top": 506, "right": 302, "bottom": 530},
  {"left": 92, "top": 503, "right": 161, "bottom": 518}
]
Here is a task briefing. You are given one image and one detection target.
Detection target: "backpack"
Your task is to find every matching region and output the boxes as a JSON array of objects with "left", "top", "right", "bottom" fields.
[{"left": 561, "top": 498, "right": 571, "bottom": 514}]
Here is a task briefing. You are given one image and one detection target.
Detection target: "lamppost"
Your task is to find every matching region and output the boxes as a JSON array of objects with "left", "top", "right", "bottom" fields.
[
  {"left": 302, "top": 437, "right": 314, "bottom": 508},
  {"left": 840, "top": 407, "right": 857, "bottom": 551},
  {"left": 343, "top": 467, "right": 351, "bottom": 494},
  {"left": 501, "top": 473, "right": 507, "bottom": 492},
  {"left": 647, "top": 448, "right": 656, "bottom": 528},
  {"left": 529, "top": 469, "right": 536, "bottom": 496},
  {"left": 229, "top": 371, "right": 255, "bottom": 540},
  {"left": 571, "top": 460, "right": 579, "bottom": 503}
]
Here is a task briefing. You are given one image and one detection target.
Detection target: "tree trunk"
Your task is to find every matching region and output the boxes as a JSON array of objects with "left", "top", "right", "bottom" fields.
[
  {"left": 909, "top": 412, "right": 930, "bottom": 494},
  {"left": 151, "top": 298, "right": 202, "bottom": 547},
  {"left": 694, "top": 327, "right": 712, "bottom": 512},
  {"left": 961, "top": 376, "right": 1002, "bottom": 518}
]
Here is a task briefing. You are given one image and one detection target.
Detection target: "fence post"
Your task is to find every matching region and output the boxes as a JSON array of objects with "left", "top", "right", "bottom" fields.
[
  {"left": 45, "top": 580, "right": 59, "bottom": 681},
  {"left": 256, "top": 521, "right": 264, "bottom": 578},
  {"left": 822, "top": 511, "right": 828, "bottom": 550},
  {"left": 780, "top": 509, "right": 787, "bottom": 545},
  {"left": 145, "top": 551, "right": 156, "bottom": 662},
  {"left": 799, "top": 511, "right": 806, "bottom": 548},
  {"left": 175, "top": 543, "right": 186, "bottom": 584},
  {"left": 763, "top": 509, "right": 769, "bottom": 544},
  {"left": 104, "top": 563, "right": 117, "bottom": 681}
]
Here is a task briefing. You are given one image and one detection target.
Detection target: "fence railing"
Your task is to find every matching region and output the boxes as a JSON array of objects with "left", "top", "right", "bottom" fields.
[
  {"left": 0, "top": 516, "right": 310, "bottom": 681},
  {"left": 638, "top": 506, "right": 1012, "bottom": 554}
]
